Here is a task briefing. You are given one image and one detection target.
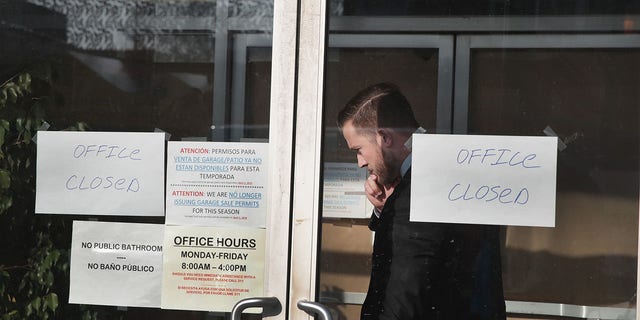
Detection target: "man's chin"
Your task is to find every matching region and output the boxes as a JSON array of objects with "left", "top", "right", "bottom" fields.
[
  {"left": 379, "top": 173, "right": 402, "bottom": 186},
  {"left": 378, "top": 175, "right": 391, "bottom": 186}
]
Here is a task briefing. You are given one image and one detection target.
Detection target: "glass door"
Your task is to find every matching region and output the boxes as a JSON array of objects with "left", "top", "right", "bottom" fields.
[
  {"left": 299, "top": 4, "right": 640, "bottom": 320},
  {"left": 2, "top": 0, "right": 293, "bottom": 319},
  {"left": 229, "top": 1, "right": 640, "bottom": 320},
  {"left": 239, "top": 4, "right": 455, "bottom": 318},
  {"left": 453, "top": 34, "right": 640, "bottom": 318}
]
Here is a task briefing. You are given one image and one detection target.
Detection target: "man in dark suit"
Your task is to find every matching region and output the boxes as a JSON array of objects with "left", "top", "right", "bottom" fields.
[{"left": 337, "top": 83, "right": 506, "bottom": 320}]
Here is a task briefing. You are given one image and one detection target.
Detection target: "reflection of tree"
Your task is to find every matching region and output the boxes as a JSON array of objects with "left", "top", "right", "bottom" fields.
[
  {"left": 0, "top": 62, "right": 95, "bottom": 320},
  {"left": 24, "top": 0, "right": 216, "bottom": 52}
]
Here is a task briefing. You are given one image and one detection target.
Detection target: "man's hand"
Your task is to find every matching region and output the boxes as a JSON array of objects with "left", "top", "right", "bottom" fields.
[{"left": 365, "top": 175, "right": 395, "bottom": 212}]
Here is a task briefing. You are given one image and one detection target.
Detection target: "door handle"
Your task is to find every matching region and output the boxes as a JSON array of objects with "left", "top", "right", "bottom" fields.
[
  {"left": 230, "top": 297, "right": 282, "bottom": 320},
  {"left": 297, "top": 300, "right": 333, "bottom": 320}
]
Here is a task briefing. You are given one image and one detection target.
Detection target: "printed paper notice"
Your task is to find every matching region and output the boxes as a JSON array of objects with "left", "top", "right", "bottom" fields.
[
  {"left": 161, "top": 225, "right": 265, "bottom": 312},
  {"left": 411, "top": 134, "right": 557, "bottom": 227},
  {"left": 165, "top": 142, "right": 268, "bottom": 227},
  {"left": 323, "top": 162, "right": 369, "bottom": 218},
  {"left": 69, "top": 221, "right": 164, "bottom": 307},
  {"left": 35, "top": 131, "right": 165, "bottom": 216}
]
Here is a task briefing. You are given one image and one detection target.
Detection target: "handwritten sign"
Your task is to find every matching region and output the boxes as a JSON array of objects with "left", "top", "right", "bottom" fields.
[
  {"left": 35, "top": 131, "right": 164, "bottom": 216},
  {"left": 165, "top": 141, "right": 268, "bottom": 227},
  {"left": 69, "top": 221, "right": 164, "bottom": 307},
  {"left": 161, "top": 225, "right": 265, "bottom": 312},
  {"left": 410, "top": 134, "right": 557, "bottom": 227}
]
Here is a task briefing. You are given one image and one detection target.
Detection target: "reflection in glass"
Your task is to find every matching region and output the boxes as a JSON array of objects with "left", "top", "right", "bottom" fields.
[
  {"left": 1, "top": 0, "right": 273, "bottom": 319},
  {"left": 321, "top": 47, "right": 440, "bottom": 320},
  {"left": 243, "top": 47, "right": 272, "bottom": 140},
  {"left": 336, "top": 0, "right": 640, "bottom": 16},
  {"left": 469, "top": 49, "right": 639, "bottom": 307}
]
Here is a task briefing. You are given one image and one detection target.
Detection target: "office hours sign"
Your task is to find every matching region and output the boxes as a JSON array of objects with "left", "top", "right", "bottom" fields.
[
  {"left": 165, "top": 141, "right": 268, "bottom": 227},
  {"left": 411, "top": 134, "right": 557, "bottom": 227},
  {"left": 161, "top": 225, "right": 265, "bottom": 312}
]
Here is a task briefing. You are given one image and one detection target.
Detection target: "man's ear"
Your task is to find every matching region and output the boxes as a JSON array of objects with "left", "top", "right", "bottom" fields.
[{"left": 377, "top": 128, "right": 393, "bottom": 147}]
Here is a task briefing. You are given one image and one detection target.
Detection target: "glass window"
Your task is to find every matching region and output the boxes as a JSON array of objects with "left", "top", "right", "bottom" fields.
[
  {"left": 469, "top": 47, "right": 639, "bottom": 307},
  {"left": 1, "top": 0, "right": 273, "bottom": 319},
  {"left": 321, "top": 3, "right": 639, "bottom": 320}
]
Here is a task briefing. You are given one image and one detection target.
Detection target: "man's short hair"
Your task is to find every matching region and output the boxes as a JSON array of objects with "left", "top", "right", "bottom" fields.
[{"left": 337, "top": 82, "right": 419, "bottom": 134}]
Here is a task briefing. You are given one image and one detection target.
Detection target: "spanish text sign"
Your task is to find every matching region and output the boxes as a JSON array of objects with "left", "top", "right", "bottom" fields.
[
  {"left": 165, "top": 141, "right": 268, "bottom": 227},
  {"left": 322, "top": 162, "right": 369, "bottom": 218},
  {"left": 35, "top": 131, "right": 165, "bottom": 216},
  {"left": 161, "top": 225, "right": 265, "bottom": 312},
  {"left": 410, "top": 134, "right": 557, "bottom": 227},
  {"left": 69, "top": 221, "right": 164, "bottom": 307}
]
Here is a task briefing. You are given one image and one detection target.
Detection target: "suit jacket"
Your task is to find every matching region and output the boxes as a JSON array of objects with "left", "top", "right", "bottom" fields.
[{"left": 361, "top": 169, "right": 506, "bottom": 320}]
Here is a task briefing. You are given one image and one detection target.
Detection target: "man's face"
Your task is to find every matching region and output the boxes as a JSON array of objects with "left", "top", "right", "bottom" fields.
[{"left": 341, "top": 120, "right": 396, "bottom": 185}]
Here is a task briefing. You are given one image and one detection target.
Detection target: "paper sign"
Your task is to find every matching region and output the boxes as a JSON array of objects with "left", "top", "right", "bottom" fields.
[
  {"left": 323, "top": 162, "right": 369, "bottom": 218},
  {"left": 161, "top": 225, "right": 265, "bottom": 312},
  {"left": 411, "top": 134, "right": 557, "bottom": 227},
  {"left": 69, "top": 221, "right": 164, "bottom": 307},
  {"left": 35, "top": 131, "right": 165, "bottom": 216},
  {"left": 165, "top": 141, "right": 268, "bottom": 227}
]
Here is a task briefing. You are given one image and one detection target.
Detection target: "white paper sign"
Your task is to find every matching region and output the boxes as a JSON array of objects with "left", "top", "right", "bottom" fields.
[
  {"left": 165, "top": 141, "right": 268, "bottom": 227},
  {"left": 411, "top": 134, "right": 557, "bottom": 227},
  {"left": 69, "top": 221, "right": 164, "bottom": 307},
  {"left": 35, "top": 131, "right": 165, "bottom": 216},
  {"left": 323, "top": 162, "right": 369, "bottom": 218},
  {"left": 161, "top": 225, "right": 265, "bottom": 312}
]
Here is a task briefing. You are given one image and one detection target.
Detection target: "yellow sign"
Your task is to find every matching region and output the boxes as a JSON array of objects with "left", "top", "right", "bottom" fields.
[{"left": 161, "top": 225, "right": 265, "bottom": 312}]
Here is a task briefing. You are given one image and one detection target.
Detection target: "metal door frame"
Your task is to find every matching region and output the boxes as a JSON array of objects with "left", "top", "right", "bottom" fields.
[{"left": 230, "top": 34, "right": 455, "bottom": 141}]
